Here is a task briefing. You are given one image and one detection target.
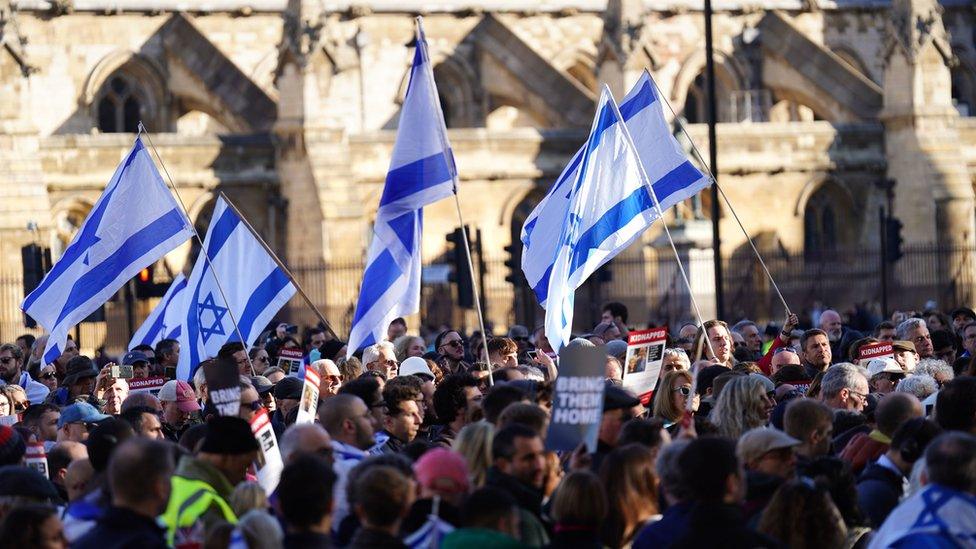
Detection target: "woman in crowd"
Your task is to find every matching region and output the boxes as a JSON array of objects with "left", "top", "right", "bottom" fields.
[
  {"left": 29, "top": 362, "right": 59, "bottom": 393},
  {"left": 452, "top": 421, "right": 493, "bottom": 489},
  {"left": 709, "top": 375, "right": 775, "bottom": 439},
  {"left": 600, "top": 444, "right": 660, "bottom": 548},
  {"left": 393, "top": 335, "right": 427, "bottom": 363},
  {"left": 549, "top": 471, "right": 607, "bottom": 549},
  {"left": 758, "top": 479, "right": 848, "bottom": 549},
  {"left": 247, "top": 347, "right": 271, "bottom": 375},
  {"left": 0, "top": 389, "right": 13, "bottom": 418},
  {"left": 652, "top": 369, "right": 697, "bottom": 435}
]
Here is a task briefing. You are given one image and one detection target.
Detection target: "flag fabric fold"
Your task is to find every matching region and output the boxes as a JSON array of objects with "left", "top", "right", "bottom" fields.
[
  {"left": 177, "top": 197, "right": 296, "bottom": 380},
  {"left": 543, "top": 83, "right": 706, "bottom": 352},
  {"left": 22, "top": 138, "right": 193, "bottom": 365},
  {"left": 521, "top": 71, "right": 710, "bottom": 310},
  {"left": 346, "top": 19, "right": 455, "bottom": 356},
  {"left": 128, "top": 273, "right": 188, "bottom": 349}
]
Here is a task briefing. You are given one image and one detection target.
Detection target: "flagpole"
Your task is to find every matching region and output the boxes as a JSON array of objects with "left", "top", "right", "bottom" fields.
[
  {"left": 416, "top": 16, "right": 493, "bottom": 384},
  {"left": 602, "top": 85, "right": 716, "bottom": 361},
  {"left": 643, "top": 72, "right": 792, "bottom": 317},
  {"left": 138, "top": 122, "right": 256, "bottom": 376},
  {"left": 218, "top": 192, "right": 341, "bottom": 341}
]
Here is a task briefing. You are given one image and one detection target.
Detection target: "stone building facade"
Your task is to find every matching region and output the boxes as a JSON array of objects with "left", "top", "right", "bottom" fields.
[{"left": 0, "top": 0, "right": 974, "bottom": 348}]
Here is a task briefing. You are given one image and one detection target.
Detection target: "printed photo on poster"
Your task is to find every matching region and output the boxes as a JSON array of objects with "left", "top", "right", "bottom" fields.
[
  {"left": 623, "top": 328, "right": 668, "bottom": 398},
  {"left": 295, "top": 367, "right": 321, "bottom": 425}
]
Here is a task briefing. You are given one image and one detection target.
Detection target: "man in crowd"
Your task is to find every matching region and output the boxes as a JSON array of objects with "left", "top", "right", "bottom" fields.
[
  {"left": 800, "top": 329, "right": 833, "bottom": 378},
  {"left": 58, "top": 402, "right": 109, "bottom": 443},
  {"left": 154, "top": 339, "right": 180, "bottom": 377},
  {"left": 21, "top": 404, "right": 60, "bottom": 449},
  {"left": 74, "top": 438, "right": 174, "bottom": 548},
  {"left": 120, "top": 406, "right": 165, "bottom": 440},
  {"left": 819, "top": 309, "right": 845, "bottom": 360},
  {"left": 770, "top": 347, "right": 801, "bottom": 375},
  {"left": 349, "top": 465, "right": 414, "bottom": 549},
  {"left": 435, "top": 330, "right": 469, "bottom": 375},
  {"left": 443, "top": 487, "right": 522, "bottom": 548},
  {"left": 47, "top": 441, "right": 87, "bottom": 502},
  {"left": 840, "top": 392, "right": 922, "bottom": 473},
  {"left": 897, "top": 318, "right": 933, "bottom": 359},
  {"left": 737, "top": 427, "right": 800, "bottom": 521},
  {"left": 279, "top": 423, "right": 333, "bottom": 465},
  {"left": 0, "top": 342, "right": 49, "bottom": 402},
  {"left": 218, "top": 342, "right": 250, "bottom": 376},
  {"left": 363, "top": 342, "right": 398, "bottom": 379},
  {"left": 486, "top": 424, "right": 548, "bottom": 546},
  {"left": 313, "top": 359, "right": 343, "bottom": 398},
  {"left": 431, "top": 373, "right": 482, "bottom": 447},
  {"left": 277, "top": 454, "right": 337, "bottom": 549},
  {"left": 122, "top": 351, "right": 152, "bottom": 380},
  {"left": 783, "top": 398, "right": 834, "bottom": 464},
  {"left": 959, "top": 321, "right": 976, "bottom": 360},
  {"left": 49, "top": 355, "right": 100, "bottom": 406},
  {"left": 162, "top": 416, "right": 257, "bottom": 546},
  {"left": 892, "top": 340, "right": 919, "bottom": 373},
  {"left": 377, "top": 381, "right": 423, "bottom": 454},
  {"left": 272, "top": 376, "right": 303, "bottom": 430},
  {"left": 487, "top": 338, "right": 519, "bottom": 369},
  {"left": 874, "top": 321, "right": 897, "bottom": 342},
  {"left": 320, "top": 394, "right": 374, "bottom": 532},
  {"left": 100, "top": 377, "right": 129, "bottom": 416},
  {"left": 339, "top": 377, "right": 386, "bottom": 442},
  {"left": 158, "top": 380, "right": 199, "bottom": 443},
  {"left": 594, "top": 385, "right": 641, "bottom": 470},
  {"left": 819, "top": 362, "right": 869, "bottom": 413},
  {"left": 732, "top": 320, "right": 763, "bottom": 362}
]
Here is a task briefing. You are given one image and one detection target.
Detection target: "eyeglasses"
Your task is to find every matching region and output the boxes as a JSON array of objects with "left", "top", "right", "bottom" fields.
[
  {"left": 14, "top": 400, "right": 30, "bottom": 413},
  {"left": 40, "top": 372, "right": 57, "bottom": 380},
  {"left": 441, "top": 340, "right": 463, "bottom": 349},
  {"left": 850, "top": 390, "right": 869, "bottom": 401},
  {"left": 672, "top": 386, "right": 692, "bottom": 396},
  {"left": 243, "top": 400, "right": 263, "bottom": 412}
]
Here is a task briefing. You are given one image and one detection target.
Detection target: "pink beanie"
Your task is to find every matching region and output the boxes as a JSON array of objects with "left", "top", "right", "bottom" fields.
[{"left": 413, "top": 448, "right": 470, "bottom": 495}]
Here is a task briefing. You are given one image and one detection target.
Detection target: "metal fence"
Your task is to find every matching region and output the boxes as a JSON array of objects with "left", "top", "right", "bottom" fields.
[{"left": 3, "top": 243, "right": 975, "bottom": 356}]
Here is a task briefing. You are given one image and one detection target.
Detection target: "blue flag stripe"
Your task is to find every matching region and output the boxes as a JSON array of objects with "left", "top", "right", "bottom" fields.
[
  {"left": 618, "top": 79, "right": 656, "bottom": 119},
  {"left": 378, "top": 152, "right": 453, "bottom": 207},
  {"left": 387, "top": 211, "right": 418, "bottom": 252},
  {"left": 234, "top": 269, "right": 292, "bottom": 342},
  {"left": 137, "top": 277, "right": 187, "bottom": 345},
  {"left": 54, "top": 209, "right": 188, "bottom": 326},
  {"left": 206, "top": 207, "right": 243, "bottom": 260},
  {"left": 351, "top": 249, "right": 402, "bottom": 326}
]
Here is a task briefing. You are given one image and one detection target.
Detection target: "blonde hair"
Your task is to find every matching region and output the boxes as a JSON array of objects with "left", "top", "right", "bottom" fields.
[
  {"left": 652, "top": 369, "right": 693, "bottom": 423},
  {"left": 229, "top": 481, "right": 268, "bottom": 516},
  {"left": 709, "top": 375, "right": 770, "bottom": 439},
  {"left": 452, "top": 421, "right": 494, "bottom": 489},
  {"left": 393, "top": 335, "right": 425, "bottom": 363}
]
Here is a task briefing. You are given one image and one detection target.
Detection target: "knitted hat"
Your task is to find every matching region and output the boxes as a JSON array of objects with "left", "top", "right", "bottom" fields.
[
  {"left": 0, "top": 465, "right": 57, "bottom": 500},
  {"left": 414, "top": 448, "right": 469, "bottom": 495},
  {"left": 0, "top": 426, "right": 25, "bottom": 467},
  {"left": 274, "top": 377, "right": 303, "bottom": 400},
  {"left": 199, "top": 416, "right": 259, "bottom": 455}
]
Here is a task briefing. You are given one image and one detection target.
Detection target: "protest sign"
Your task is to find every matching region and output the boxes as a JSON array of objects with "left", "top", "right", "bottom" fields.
[
  {"left": 277, "top": 349, "right": 304, "bottom": 376},
  {"left": 127, "top": 376, "right": 167, "bottom": 396},
  {"left": 858, "top": 342, "right": 894, "bottom": 367},
  {"left": 295, "top": 365, "right": 320, "bottom": 425},
  {"left": 545, "top": 345, "right": 606, "bottom": 453},
  {"left": 24, "top": 443, "right": 47, "bottom": 478},
  {"left": 205, "top": 357, "right": 241, "bottom": 417},
  {"left": 622, "top": 327, "right": 667, "bottom": 399},
  {"left": 250, "top": 408, "right": 283, "bottom": 495}
]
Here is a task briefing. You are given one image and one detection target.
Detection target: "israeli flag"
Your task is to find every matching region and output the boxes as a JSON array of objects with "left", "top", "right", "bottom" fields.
[
  {"left": 22, "top": 138, "right": 193, "bottom": 365},
  {"left": 544, "top": 86, "right": 705, "bottom": 351},
  {"left": 128, "top": 273, "right": 187, "bottom": 349},
  {"left": 521, "top": 70, "right": 709, "bottom": 307},
  {"left": 347, "top": 18, "right": 455, "bottom": 356},
  {"left": 177, "top": 197, "right": 296, "bottom": 380}
]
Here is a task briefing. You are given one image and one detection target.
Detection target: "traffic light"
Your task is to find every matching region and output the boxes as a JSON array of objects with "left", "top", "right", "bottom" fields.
[
  {"left": 885, "top": 217, "right": 904, "bottom": 263},
  {"left": 21, "top": 244, "right": 51, "bottom": 328},
  {"left": 134, "top": 264, "right": 168, "bottom": 299},
  {"left": 446, "top": 228, "right": 474, "bottom": 309},
  {"left": 504, "top": 242, "right": 525, "bottom": 286}
]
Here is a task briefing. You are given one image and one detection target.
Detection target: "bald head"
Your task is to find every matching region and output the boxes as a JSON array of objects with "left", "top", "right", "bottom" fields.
[
  {"left": 319, "top": 394, "right": 364, "bottom": 434},
  {"left": 876, "top": 392, "right": 923, "bottom": 438},
  {"left": 109, "top": 438, "right": 175, "bottom": 514},
  {"left": 121, "top": 392, "right": 162, "bottom": 414},
  {"left": 280, "top": 423, "right": 333, "bottom": 465},
  {"left": 820, "top": 310, "right": 843, "bottom": 341},
  {"left": 65, "top": 458, "right": 94, "bottom": 502}
]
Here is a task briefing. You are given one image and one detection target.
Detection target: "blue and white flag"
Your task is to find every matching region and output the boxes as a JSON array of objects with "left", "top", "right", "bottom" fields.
[
  {"left": 404, "top": 515, "right": 455, "bottom": 549},
  {"left": 521, "top": 71, "right": 709, "bottom": 308},
  {"left": 22, "top": 138, "right": 193, "bottom": 365},
  {"left": 347, "top": 19, "right": 455, "bottom": 356},
  {"left": 544, "top": 85, "right": 706, "bottom": 351},
  {"left": 128, "top": 273, "right": 187, "bottom": 349},
  {"left": 177, "top": 197, "right": 296, "bottom": 380}
]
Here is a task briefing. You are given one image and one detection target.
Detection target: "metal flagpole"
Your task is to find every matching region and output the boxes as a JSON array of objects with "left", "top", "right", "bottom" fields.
[
  {"left": 415, "top": 16, "right": 493, "bottom": 385},
  {"left": 602, "top": 85, "right": 717, "bottom": 361},
  {"left": 218, "top": 192, "right": 341, "bottom": 341},
  {"left": 138, "top": 122, "right": 255, "bottom": 375},
  {"left": 644, "top": 73, "right": 793, "bottom": 317}
]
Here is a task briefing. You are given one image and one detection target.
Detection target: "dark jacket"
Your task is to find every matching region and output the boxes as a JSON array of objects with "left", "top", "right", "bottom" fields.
[
  {"left": 486, "top": 467, "right": 549, "bottom": 546},
  {"left": 670, "top": 502, "right": 780, "bottom": 549},
  {"left": 402, "top": 498, "right": 460, "bottom": 536},
  {"left": 348, "top": 526, "right": 408, "bottom": 549},
  {"left": 284, "top": 531, "right": 333, "bottom": 549},
  {"left": 378, "top": 431, "right": 408, "bottom": 455},
  {"left": 72, "top": 506, "right": 167, "bottom": 549},
  {"left": 856, "top": 461, "right": 904, "bottom": 527},
  {"left": 742, "top": 470, "right": 785, "bottom": 525},
  {"left": 547, "top": 525, "right": 603, "bottom": 549},
  {"left": 632, "top": 501, "right": 694, "bottom": 549},
  {"left": 429, "top": 425, "right": 457, "bottom": 448}
]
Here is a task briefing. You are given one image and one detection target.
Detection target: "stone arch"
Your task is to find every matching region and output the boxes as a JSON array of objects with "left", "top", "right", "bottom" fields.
[
  {"left": 554, "top": 46, "right": 599, "bottom": 94},
  {"left": 433, "top": 55, "right": 481, "bottom": 128},
  {"left": 83, "top": 50, "right": 170, "bottom": 132},
  {"left": 951, "top": 50, "right": 976, "bottom": 117},
  {"left": 795, "top": 178, "right": 857, "bottom": 255},
  {"left": 831, "top": 45, "right": 874, "bottom": 82},
  {"left": 672, "top": 50, "right": 746, "bottom": 123},
  {"left": 49, "top": 197, "right": 94, "bottom": 259}
]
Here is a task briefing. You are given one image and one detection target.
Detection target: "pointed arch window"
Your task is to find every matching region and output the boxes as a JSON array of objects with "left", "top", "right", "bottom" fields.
[{"left": 96, "top": 74, "right": 149, "bottom": 133}]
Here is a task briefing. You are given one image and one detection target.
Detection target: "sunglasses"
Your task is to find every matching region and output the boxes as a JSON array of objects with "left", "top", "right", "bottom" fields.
[
  {"left": 243, "top": 400, "right": 263, "bottom": 412},
  {"left": 672, "top": 386, "right": 692, "bottom": 396},
  {"left": 14, "top": 400, "right": 30, "bottom": 413},
  {"left": 40, "top": 372, "right": 57, "bottom": 380},
  {"left": 441, "top": 340, "right": 463, "bottom": 349}
]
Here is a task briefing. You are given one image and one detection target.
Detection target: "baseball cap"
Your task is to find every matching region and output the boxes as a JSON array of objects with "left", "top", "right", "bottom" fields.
[
  {"left": 950, "top": 307, "right": 976, "bottom": 321},
  {"left": 122, "top": 351, "right": 150, "bottom": 366},
  {"left": 399, "top": 357, "right": 434, "bottom": 381},
  {"left": 158, "top": 380, "right": 201, "bottom": 413},
  {"left": 736, "top": 427, "right": 800, "bottom": 464},
  {"left": 892, "top": 340, "right": 917, "bottom": 354},
  {"left": 250, "top": 375, "right": 274, "bottom": 396},
  {"left": 867, "top": 357, "right": 904, "bottom": 378},
  {"left": 274, "top": 377, "right": 303, "bottom": 400},
  {"left": 605, "top": 339, "right": 628, "bottom": 359},
  {"left": 414, "top": 448, "right": 469, "bottom": 495},
  {"left": 58, "top": 402, "right": 110, "bottom": 428}
]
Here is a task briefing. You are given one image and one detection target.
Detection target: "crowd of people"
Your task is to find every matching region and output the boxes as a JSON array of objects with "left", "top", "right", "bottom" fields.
[{"left": 1, "top": 302, "right": 976, "bottom": 548}]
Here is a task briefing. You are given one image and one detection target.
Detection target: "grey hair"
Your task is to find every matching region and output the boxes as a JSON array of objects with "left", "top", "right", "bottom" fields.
[
  {"left": 566, "top": 338, "right": 595, "bottom": 348},
  {"left": 896, "top": 318, "right": 927, "bottom": 341},
  {"left": 896, "top": 375, "right": 939, "bottom": 400},
  {"left": 238, "top": 508, "right": 284, "bottom": 549},
  {"left": 731, "top": 320, "right": 758, "bottom": 334},
  {"left": 656, "top": 439, "right": 692, "bottom": 502},
  {"left": 915, "top": 359, "right": 954, "bottom": 381},
  {"left": 663, "top": 348, "right": 691, "bottom": 369},
  {"left": 820, "top": 363, "right": 868, "bottom": 400},
  {"left": 362, "top": 341, "right": 394, "bottom": 366}
]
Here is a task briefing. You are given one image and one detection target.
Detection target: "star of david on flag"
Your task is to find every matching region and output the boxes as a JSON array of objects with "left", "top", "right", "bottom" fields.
[{"left": 177, "top": 196, "right": 297, "bottom": 380}]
